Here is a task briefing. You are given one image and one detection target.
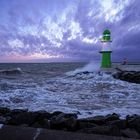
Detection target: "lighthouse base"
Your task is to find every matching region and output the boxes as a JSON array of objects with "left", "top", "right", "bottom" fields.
[{"left": 100, "top": 51, "right": 112, "bottom": 68}]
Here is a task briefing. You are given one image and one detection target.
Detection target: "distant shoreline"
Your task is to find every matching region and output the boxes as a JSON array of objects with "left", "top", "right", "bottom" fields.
[{"left": 0, "top": 62, "right": 139, "bottom": 65}]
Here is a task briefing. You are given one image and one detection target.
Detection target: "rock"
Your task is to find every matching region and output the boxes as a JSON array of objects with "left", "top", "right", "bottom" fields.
[
  {"left": 0, "top": 107, "right": 10, "bottom": 115},
  {"left": 0, "top": 107, "right": 140, "bottom": 138},
  {"left": 78, "top": 115, "right": 106, "bottom": 125},
  {"left": 79, "top": 113, "right": 120, "bottom": 125},
  {"left": 76, "top": 71, "right": 90, "bottom": 75},
  {"left": 7, "top": 110, "right": 51, "bottom": 126},
  {"left": 31, "top": 119, "right": 50, "bottom": 129},
  {"left": 105, "top": 113, "right": 120, "bottom": 122},
  {"left": 77, "top": 121, "right": 98, "bottom": 129},
  {"left": 34, "top": 110, "right": 51, "bottom": 120},
  {"left": 51, "top": 112, "right": 77, "bottom": 120},
  {"left": 121, "top": 128, "right": 140, "bottom": 139},
  {"left": 0, "top": 116, "right": 12, "bottom": 124},
  {"left": 0, "top": 116, "right": 7, "bottom": 123},
  {"left": 92, "top": 116, "right": 106, "bottom": 124},
  {"left": 51, "top": 111, "right": 63, "bottom": 117},
  {"left": 87, "top": 112, "right": 92, "bottom": 115},
  {"left": 83, "top": 71, "right": 90, "bottom": 74},
  {"left": 126, "top": 114, "right": 140, "bottom": 133},
  {"left": 9, "top": 112, "right": 38, "bottom": 125},
  {"left": 11, "top": 109, "right": 28, "bottom": 115},
  {"left": 50, "top": 113, "right": 77, "bottom": 131},
  {"left": 108, "top": 119, "right": 127, "bottom": 129},
  {"left": 133, "top": 73, "right": 140, "bottom": 83},
  {"left": 62, "top": 113, "right": 77, "bottom": 119},
  {"left": 65, "top": 117, "right": 77, "bottom": 131},
  {"left": 112, "top": 70, "right": 122, "bottom": 79}
]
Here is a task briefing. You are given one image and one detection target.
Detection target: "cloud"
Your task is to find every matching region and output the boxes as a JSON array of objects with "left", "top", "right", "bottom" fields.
[{"left": 0, "top": 0, "right": 139, "bottom": 62}]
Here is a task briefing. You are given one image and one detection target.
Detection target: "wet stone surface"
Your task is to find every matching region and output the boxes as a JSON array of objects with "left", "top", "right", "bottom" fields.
[{"left": 0, "top": 107, "right": 140, "bottom": 139}]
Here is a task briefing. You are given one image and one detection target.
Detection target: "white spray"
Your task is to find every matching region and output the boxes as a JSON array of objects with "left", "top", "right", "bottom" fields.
[{"left": 66, "top": 61, "right": 100, "bottom": 76}]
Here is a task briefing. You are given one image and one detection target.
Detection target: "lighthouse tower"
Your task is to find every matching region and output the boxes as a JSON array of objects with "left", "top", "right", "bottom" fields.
[{"left": 100, "top": 29, "right": 112, "bottom": 68}]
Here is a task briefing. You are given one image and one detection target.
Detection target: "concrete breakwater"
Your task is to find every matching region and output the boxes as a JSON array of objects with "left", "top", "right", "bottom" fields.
[{"left": 0, "top": 107, "right": 140, "bottom": 139}]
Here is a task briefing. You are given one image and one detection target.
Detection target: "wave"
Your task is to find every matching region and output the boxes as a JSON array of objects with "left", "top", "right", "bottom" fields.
[
  {"left": 0, "top": 63, "right": 139, "bottom": 119},
  {"left": 0, "top": 68, "right": 22, "bottom": 75},
  {"left": 66, "top": 62, "right": 100, "bottom": 76}
]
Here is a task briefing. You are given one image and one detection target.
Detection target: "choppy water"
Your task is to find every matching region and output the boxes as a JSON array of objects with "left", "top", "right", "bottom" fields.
[{"left": 0, "top": 63, "right": 140, "bottom": 118}]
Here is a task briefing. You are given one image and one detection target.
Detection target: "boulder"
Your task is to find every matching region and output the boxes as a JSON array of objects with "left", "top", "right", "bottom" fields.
[
  {"left": 10, "top": 109, "right": 28, "bottom": 115},
  {"left": 0, "top": 116, "right": 7, "bottom": 124},
  {"left": 51, "top": 111, "right": 63, "bottom": 117},
  {"left": 0, "top": 107, "right": 139, "bottom": 138},
  {"left": 79, "top": 113, "right": 120, "bottom": 125},
  {"left": 126, "top": 115, "right": 140, "bottom": 133},
  {"left": 105, "top": 113, "right": 120, "bottom": 122},
  {"left": 0, "top": 107, "right": 10, "bottom": 115},
  {"left": 78, "top": 115, "right": 106, "bottom": 125},
  {"left": 77, "top": 121, "right": 98, "bottom": 129},
  {"left": 108, "top": 119, "right": 127, "bottom": 129},
  {"left": 121, "top": 128, "right": 140, "bottom": 139},
  {"left": 0, "top": 116, "right": 12, "bottom": 125},
  {"left": 9, "top": 112, "right": 38, "bottom": 125},
  {"left": 112, "top": 72, "right": 121, "bottom": 79},
  {"left": 50, "top": 113, "right": 77, "bottom": 131},
  {"left": 34, "top": 110, "right": 51, "bottom": 120},
  {"left": 31, "top": 119, "right": 50, "bottom": 129}
]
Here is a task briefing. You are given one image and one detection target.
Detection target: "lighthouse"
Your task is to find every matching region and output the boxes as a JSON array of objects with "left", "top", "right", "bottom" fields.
[{"left": 100, "top": 29, "right": 112, "bottom": 68}]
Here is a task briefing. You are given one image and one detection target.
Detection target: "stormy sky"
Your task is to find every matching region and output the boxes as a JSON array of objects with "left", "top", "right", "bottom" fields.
[{"left": 0, "top": 0, "right": 140, "bottom": 62}]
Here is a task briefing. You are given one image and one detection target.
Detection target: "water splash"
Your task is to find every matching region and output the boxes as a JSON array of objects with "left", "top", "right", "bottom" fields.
[
  {"left": 66, "top": 61, "right": 100, "bottom": 76},
  {"left": 0, "top": 67, "right": 22, "bottom": 75},
  {"left": 0, "top": 63, "right": 140, "bottom": 119}
]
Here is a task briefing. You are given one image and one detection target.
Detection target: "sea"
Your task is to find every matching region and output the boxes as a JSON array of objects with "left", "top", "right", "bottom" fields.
[{"left": 0, "top": 62, "right": 140, "bottom": 118}]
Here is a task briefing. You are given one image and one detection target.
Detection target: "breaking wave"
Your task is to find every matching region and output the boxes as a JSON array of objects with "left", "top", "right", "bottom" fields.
[
  {"left": 0, "top": 68, "right": 22, "bottom": 75},
  {"left": 66, "top": 61, "right": 100, "bottom": 76},
  {"left": 0, "top": 63, "right": 140, "bottom": 119}
]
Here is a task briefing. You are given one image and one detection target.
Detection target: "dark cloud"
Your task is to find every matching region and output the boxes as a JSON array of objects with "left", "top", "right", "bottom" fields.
[
  {"left": 0, "top": 0, "right": 139, "bottom": 62},
  {"left": 112, "top": 0, "right": 140, "bottom": 61}
]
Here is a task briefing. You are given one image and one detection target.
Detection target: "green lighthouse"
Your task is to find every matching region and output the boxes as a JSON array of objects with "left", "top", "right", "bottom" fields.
[{"left": 100, "top": 29, "right": 112, "bottom": 68}]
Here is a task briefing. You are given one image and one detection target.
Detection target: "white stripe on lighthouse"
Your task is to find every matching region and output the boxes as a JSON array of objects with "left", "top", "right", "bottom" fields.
[{"left": 102, "top": 42, "right": 111, "bottom": 51}]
